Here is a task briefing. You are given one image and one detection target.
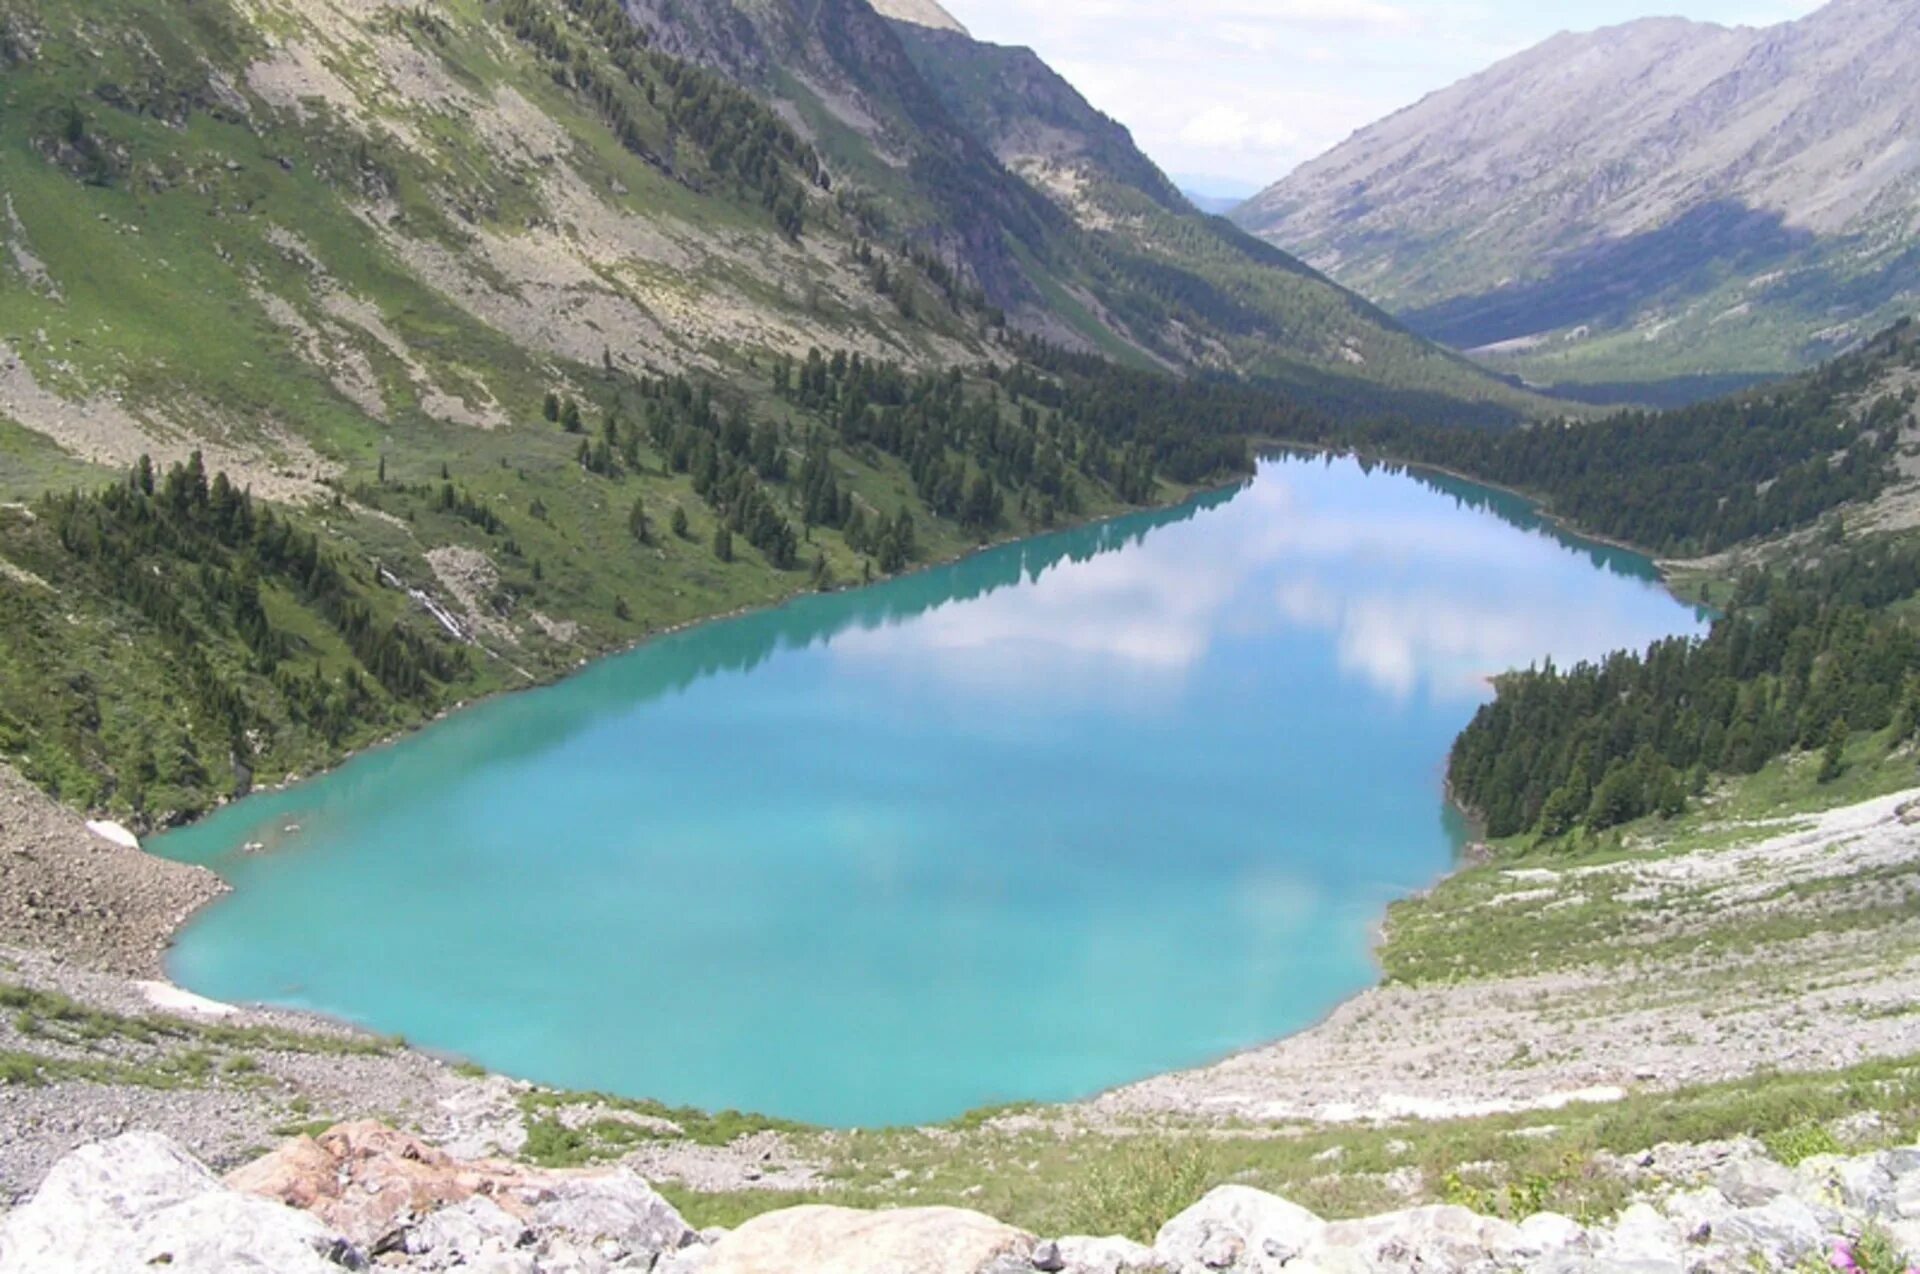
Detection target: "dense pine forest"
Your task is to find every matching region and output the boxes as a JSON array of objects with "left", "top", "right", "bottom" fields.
[
  {"left": 1346, "top": 320, "right": 1919, "bottom": 555},
  {"left": 1449, "top": 540, "right": 1920, "bottom": 842}
]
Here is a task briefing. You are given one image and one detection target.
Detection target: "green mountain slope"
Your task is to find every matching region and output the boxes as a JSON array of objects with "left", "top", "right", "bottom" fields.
[{"left": 0, "top": 0, "right": 1248, "bottom": 821}]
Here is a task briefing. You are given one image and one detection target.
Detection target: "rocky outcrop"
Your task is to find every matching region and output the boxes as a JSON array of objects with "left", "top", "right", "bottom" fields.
[
  {"left": 6, "top": 1127, "right": 1918, "bottom": 1273},
  {"left": 226, "top": 1121, "right": 698, "bottom": 1264}
]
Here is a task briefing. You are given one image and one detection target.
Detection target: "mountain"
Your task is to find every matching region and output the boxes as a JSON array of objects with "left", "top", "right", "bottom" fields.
[
  {"left": 627, "top": 0, "right": 1550, "bottom": 421},
  {"left": 1235, "top": 0, "right": 1920, "bottom": 402}
]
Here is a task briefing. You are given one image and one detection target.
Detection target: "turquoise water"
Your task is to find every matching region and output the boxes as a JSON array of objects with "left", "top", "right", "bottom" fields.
[{"left": 154, "top": 455, "right": 1706, "bottom": 1127}]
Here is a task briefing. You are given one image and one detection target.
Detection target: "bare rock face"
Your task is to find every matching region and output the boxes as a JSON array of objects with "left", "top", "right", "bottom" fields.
[
  {"left": 0, "top": 1131, "right": 361, "bottom": 1273},
  {"left": 865, "top": 0, "right": 969, "bottom": 36},
  {"left": 702, "top": 1204, "right": 1034, "bottom": 1274}
]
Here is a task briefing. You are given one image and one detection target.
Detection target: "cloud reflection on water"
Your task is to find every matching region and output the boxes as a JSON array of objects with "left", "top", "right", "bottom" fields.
[{"left": 831, "top": 456, "right": 1701, "bottom": 707}]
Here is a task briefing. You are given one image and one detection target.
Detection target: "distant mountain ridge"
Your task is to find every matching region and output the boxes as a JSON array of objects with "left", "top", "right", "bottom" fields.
[{"left": 1234, "top": 0, "right": 1920, "bottom": 399}]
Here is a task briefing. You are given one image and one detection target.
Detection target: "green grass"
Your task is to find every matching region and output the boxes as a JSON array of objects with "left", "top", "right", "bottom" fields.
[
  {"left": 514, "top": 1088, "right": 810, "bottom": 1166},
  {"left": 0, "top": 983, "right": 392, "bottom": 1059},
  {"left": 645, "top": 1052, "right": 1920, "bottom": 1235}
]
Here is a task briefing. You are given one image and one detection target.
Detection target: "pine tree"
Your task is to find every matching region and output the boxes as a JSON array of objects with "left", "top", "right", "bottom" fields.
[
  {"left": 1819, "top": 717, "right": 1849, "bottom": 784},
  {"left": 671, "top": 505, "right": 690, "bottom": 539},
  {"left": 712, "top": 525, "right": 733, "bottom": 563},
  {"left": 628, "top": 497, "right": 649, "bottom": 544}
]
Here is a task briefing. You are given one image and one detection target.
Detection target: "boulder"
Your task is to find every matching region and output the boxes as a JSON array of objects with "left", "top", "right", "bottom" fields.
[
  {"left": 1796, "top": 1154, "right": 1893, "bottom": 1216},
  {"left": 1515, "top": 1211, "right": 1590, "bottom": 1258},
  {"left": 0, "top": 1132, "right": 360, "bottom": 1274},
  {"left": 230, "top": 1121, "right": 530, "bottom": 1245},
  {"left": 702, "top": 1205, "right": 1033, "bottom": 1274},
  {"left": 655, "top": 1243, "right": 716, "bottom": 1274},
  {"left": 402, "top": 1196, "right": 529, "bottom": 1268},
  {"left": 1055, "top": 1233, "right": 1168, "bottom": 1272},
  {"left": 1595, "top": 1202, "right": 1684, "bottom": 1270},
  {"left": 1708, "top": 1196, "right": 1829, "bottom": 1267},
  {"left": 526, "top": 1172, "right": 698, "bottom": 1259},
  {"left": 1713, "top": 1156, "right": 1798, "bottom": 1207},
  {"left": 1311, "top": 1203, "right": 1526, "bottom": 1270},
  {"left": 1154, "top": 1185, "right": 1326, "bottom": 1270},
  {"left": 1658, "top": 1186, "right": 1730, "bottom": 1242}
]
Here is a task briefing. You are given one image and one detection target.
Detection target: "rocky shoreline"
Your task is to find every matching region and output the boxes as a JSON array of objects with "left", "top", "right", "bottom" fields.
[
  {"left": 1096, "top": 788, "right": 1920, "bottom": 1127},
  {"left": 0, "top": 764, "right": 226, "bottom": 978}
]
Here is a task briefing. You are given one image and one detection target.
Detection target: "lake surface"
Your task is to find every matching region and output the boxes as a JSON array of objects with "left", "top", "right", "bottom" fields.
[{"left": 154, "top": 455, "right": 1706, "bottom": 1127}]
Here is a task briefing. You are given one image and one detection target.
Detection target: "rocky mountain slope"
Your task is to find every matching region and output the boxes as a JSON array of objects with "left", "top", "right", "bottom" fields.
[
  {"left": 622, "top": 0, "right": 1542, "bottom": 421},
  {"left": 1236, "top": 0, "right": 1920, "bottom": 401}
]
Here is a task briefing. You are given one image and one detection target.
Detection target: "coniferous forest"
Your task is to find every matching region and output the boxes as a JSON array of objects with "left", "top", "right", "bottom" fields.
[{"left": 1449, "top": 541, "right": 1920, "bottom": 841}]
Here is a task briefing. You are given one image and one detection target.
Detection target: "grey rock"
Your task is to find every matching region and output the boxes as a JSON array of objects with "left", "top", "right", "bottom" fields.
[
  {"left": 526, "top": 1171, "right": 696, "bottom": 1261},
  {"left": 1895, "top": 1172, "right": 1920, "bottom": 1221},
  {"left": 0, "top": 1132, "right": 361, "bottom": 1274},
  {"left": 1714, "top": 1156, "right": 1798, "bottom": 1207},
  {"left": 403, "top": 1196, "right": 528, "bottom": 1268},
  {"left": 1033, "top": 1237, "right": 1067, "bottom": 1270},
  {"left": 1312, "top": 1203, "right": 1526, "bottom": 1270},
  {"left": 1054, "top": 1234, "right": 1165, "bottom": 1273},
  {"left": 1658, "top": 1186, "right": 1730, "bottom": 1239},
  {"left": 1154, "top": 1184, "right": 1323, "bottom": 1271},
  {"left": 1709, "top": 1196, "right": 1828, "bottom": 1267},
  {"left": 654, "top": 1243, "right": 713, "bottom": 1274},
  {"left": 1795, "top": 1153, "right": 1892, "bottom": 1215},
  {"left": 1516, "top": 1211, "right": 1590, "bottom": 1257},
  {"left": 701, "top": 1204, "right": 1033, "bottom": 1274},
  {"left": 1197, "top": 1231, "right": 1243, "bottom": 1268},
  {"left": 1595, "top": 1202, "right": 1684, "bottom": 1271}
]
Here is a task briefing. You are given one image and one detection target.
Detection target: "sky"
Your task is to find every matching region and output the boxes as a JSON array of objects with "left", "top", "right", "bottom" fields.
[{"left": 938, "top": 0, "right": 1826, "bottom": 197}]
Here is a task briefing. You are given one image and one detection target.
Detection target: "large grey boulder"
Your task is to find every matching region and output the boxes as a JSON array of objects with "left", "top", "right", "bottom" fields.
[
  {"left": 0, "top": 1131, "right": 361, "bottom": 1274},
  {"left": 403, "top": 1195, "right": 530, "bottom": 1269},
  {"left": 1593, "top": 1202, "right": 1684, "bottom": 1271},
  {"left": 1713, "top": 1156, "right": 1798, "bottom": 1208},
  {"left": 702, "top": 1204, "right": 1034, "bottom": 1274},
  {"left": 526, "top": 1170, "right": 698, "bottom": 1261},
  {"left": 1514, "top": 1211, "right": 1591, "bottom": 1260},
  {"left": 1055, "top": 1233, "right": 1169, "bottom": 1272},
  {"left": 1796, "top": 1154, "right": 1894, "bottom": 1216},
  {"left": 1154, "top": 1184, "right": 1326, "bottom": 1270},
  {"left": 1708, "top": 1196, "right": 1829, "bottom": 1267},
  {"left": 1310, "top": 1203, "right": 1526, "bottom": 1271}
]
